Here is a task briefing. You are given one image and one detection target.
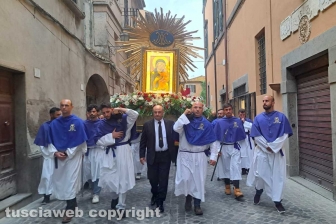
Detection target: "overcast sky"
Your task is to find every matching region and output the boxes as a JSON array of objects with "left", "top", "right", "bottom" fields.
[{"left": 144, "top": 0, "right": 205, "bottom": 79}]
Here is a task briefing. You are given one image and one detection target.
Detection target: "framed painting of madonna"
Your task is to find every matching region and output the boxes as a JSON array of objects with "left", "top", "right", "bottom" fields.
[{"left": 141, "top": 49, "right": 179, "bottom": 94}]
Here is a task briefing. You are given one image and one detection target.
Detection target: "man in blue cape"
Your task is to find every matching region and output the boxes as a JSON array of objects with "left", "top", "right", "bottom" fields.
[
  {"left": 83, "top": 104, "right": 104, "bottom": 204},
  {"left": 238, "top": 109, "right": 255, "bottom": 175},
  {"left": 34, "top": 107, "right": 61, "bottom": 204},
  {"left": 94, "top": 103, "right": 138, "bottom": 217},
  {"left": 48, "top": 99, "right": 88, "bottom": 223},
  {"left": 246, "top": 96, "right": 293, "bottom": 214},
  {"left": 173, "top": 101, "right": 218, "bottom": 216},
  {"left": 213, "top": 103, "right": 247, "bottom": 199}
]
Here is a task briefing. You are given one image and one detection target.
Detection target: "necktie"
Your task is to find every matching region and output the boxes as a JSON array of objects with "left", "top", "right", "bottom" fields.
[{"left": 158, "top": 121, "right": 163, "bottom": 148}]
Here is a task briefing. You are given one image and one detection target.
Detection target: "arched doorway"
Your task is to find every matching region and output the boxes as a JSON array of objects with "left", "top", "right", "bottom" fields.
[{"left": 86, "top": 74, "right": 109, "bottom": 106}]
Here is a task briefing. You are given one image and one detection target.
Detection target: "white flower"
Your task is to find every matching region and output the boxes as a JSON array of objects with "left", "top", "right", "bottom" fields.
[
  {"left": 149, "top": 101, "right": 153, "bottom": 106},
  {"left": 138, "top": 96, "right": 144, "bottom": 100},
  {"left": 116, "top": 99, "right": 120, "bottom": 104},
  {"left": 132, "top": 95, "right": 138, "bottom": 100},
  {"left": 164, "top": 98, "right": 169, "bottom": 102},
  {"left": 125, "top": 101, "right": 130, "bottom": 106},
  {"left": 187, "top": 98, "right": 192, "bottom": 101},
  {"left": 158, "top": 99, "right": 163, "bottom": 103}
]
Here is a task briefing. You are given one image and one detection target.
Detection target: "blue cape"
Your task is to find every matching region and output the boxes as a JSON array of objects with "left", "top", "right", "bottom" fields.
[
  {"left": 49, "top": 115, "right": 88, "bottom": 151},
  {"left": 94, "top": 114, "right": 133, "bottom": 144},
  {"left": 213, "top": 117, "right": 246, "bottom": 143},
  {"left": 251, "top": 111, "right": 293, "bottom": 142},
  {"left": 84, "top": 119, "right": 103, "bottom": 147},
  {"left": 245, "top": 118, "right": 253, "bottom": 124},
  {"left": 183, "top": 116, "right": 216, "bottom": 146},
  {"left": 129, "top": 122, "right": 140, "bottom": 141},
  {"left": 211, "top": 117, "right": 224, "bottom": 128},
  {"left": 34, "top": 121, "right": 52, "bottom": 147}
]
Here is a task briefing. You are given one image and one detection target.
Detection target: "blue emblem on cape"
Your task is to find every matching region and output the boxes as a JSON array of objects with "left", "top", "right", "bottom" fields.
[{"left": 150, "top": 30, "right": 174, "bottom": 47}]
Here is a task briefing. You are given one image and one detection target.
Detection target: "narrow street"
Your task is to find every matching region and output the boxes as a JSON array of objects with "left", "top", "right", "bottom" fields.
[{"left": 1, "top": 164, "right": 335, "bottom": 224}]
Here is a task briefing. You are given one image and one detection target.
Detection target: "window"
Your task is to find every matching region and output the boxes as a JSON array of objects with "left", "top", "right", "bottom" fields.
[
  {"left": 213, "top": 0, "right": 223, "bottom": 39},
  {"left": 115, "top": 74, "right": 120, "bottom": 86},
  {"left": 186, "top": 84, "right": 196, "bottom": 93},
  {"left": 257, "top": 31, "right": 266, "bottom": 94},
  {"left": 204, "top": 21, "right": 208, "bottom": 59},
  {"left": 233, "top": 84, "right": 246, "bottom": 97},
  {"left": 207, "top": 85, "right": 210, "bottom": 107},
  {"left": 229, "top": 92, "right": 256, "bottom": 120}
]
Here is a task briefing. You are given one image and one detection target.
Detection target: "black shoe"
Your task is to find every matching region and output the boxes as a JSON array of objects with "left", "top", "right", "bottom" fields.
[
  {"left": 194, "top": 206, "right": 203, "bottom": 215},
  {"left": 151, "top": 195, "right": 156, "bottom": 206},
  {"left": 217, "top": 177, "right": 220, "bottom": 181},
  {"left": 242, "top": 168, "right": 247, "bottom": 175},
  {"left": 111, "top": 198, "right": 118, "bottom": 210},
  {"left": 275, "top": 202, "right": 286, "bottom": 214},
  {"left": 83, "top": 181, "right": 90, "bottom": 190},
  {"left": 41, "top": 195, "right": 50, "bottom": 205},
  {"left": 156, "top": 203, "right": 164, "bottom": 213},
  {"left": 185, "top": 195, "right": 192, "bottom": 211},
  {"left": 253, "top": 194, "right": 261, "bottom": 205}
]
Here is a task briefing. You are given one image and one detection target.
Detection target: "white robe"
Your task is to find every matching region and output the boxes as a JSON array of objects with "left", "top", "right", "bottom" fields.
[
  {"left": 173, "top": 114, "right": 219, "bottom": 202},
  {"left": 246, "top": 134, "right": 288, "bottom": 202},
  {"left": 38, "top": 146, "right": 54, "bottom": 195},
  {"left": 96, "top": 109, "right": 139, "bottom": 194},
  {"left": 48, "top": 142, "right": 87, "bottom": 200},
  {"left": 131, "top": 133, "right": 146, "bottom": 175},
  {"left": 241, "top": 121, "right": 255, "bottom": 169},
  {"left": 217, "top": 139, "right": 246, "bottom": 180},
  {"left": 83, "top": 145, "right": 105, "bottom": 183}
]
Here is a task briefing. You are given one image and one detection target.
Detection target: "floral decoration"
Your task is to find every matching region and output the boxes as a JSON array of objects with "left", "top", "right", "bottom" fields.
[{"left": 110, "top": 91, "right": 212, "bottom": 118}]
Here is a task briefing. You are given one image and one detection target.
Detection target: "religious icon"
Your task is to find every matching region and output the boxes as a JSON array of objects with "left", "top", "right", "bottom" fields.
[
  {"left": 145, "top": 51, "right": 175, "bottom": 93},
  {"left": 274, "top": 117, "right": 281, "bottom": 124},
  {"left": 69, "top": 124, "right": 76, "bottom": 131}
]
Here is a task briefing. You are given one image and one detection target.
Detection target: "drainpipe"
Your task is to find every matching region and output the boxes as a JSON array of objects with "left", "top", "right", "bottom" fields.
[
  {"left": 213, "top": 41, "right": 218, "bottom": 111},
  {"left": 224, "top": 0, "right": 229, "bottom": 103}
]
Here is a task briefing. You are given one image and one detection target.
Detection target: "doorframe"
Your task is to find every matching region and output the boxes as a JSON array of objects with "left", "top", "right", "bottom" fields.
[
  {"left": 281, "top": 26, "right": 336, "bottom": 200},
  {"left": 0, "top": 61, "right": 27, "bottom": 194}
]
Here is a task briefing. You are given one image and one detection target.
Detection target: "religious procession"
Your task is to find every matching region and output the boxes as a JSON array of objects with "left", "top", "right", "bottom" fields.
[{"left": 1, "top": 1, "right": 336, "bottom": 224}]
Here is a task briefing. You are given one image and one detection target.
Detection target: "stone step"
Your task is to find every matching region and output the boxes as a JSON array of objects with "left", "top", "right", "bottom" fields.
[{"left": 0, "top": 193, "right": 32, "bottom": 219}]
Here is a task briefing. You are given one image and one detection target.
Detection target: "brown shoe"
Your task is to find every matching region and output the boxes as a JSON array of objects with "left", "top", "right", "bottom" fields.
[
  {"left": 194, "top": 206, "right": 203, "bottom": 215},
  {"left": 62, "top": 215, "right": 73, "bottom": 223},
  {"left": 185, "top": 195, "right": 192, "bottom": 211},
  {"left": 234, "top": 187, "right": 244, "bottom": 198},
  {"left": 225, "top": 185, "right": 231, "bottom": 195}
]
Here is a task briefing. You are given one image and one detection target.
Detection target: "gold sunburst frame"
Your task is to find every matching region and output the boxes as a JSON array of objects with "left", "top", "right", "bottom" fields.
[{"left": 117, "top": 8, "right": 203, "bottom": 86}]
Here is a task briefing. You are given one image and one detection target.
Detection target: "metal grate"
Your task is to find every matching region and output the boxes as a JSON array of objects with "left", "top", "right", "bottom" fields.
[
  {"left": 204, "top": 21, "right": 208, "bottom": 59},
  {"left": 257, "top": 33, "right": 266, "bottom": 94},
  {"left": 233, "top": 84, "right": 246, "bottom": 97},
  {"left": 213, "top": 0, "right": 223, "bottom": 39},
  {"left": 122, "top": 8, "right": 139, "bottom": 28}
]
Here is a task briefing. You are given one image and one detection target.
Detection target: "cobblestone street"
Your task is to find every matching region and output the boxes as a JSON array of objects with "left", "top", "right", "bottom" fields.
[{"left": 1, "top": 164, "right": 336, "bottom": 224}]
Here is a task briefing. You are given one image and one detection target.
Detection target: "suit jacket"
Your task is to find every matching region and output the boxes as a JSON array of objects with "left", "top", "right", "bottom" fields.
[{"left": 140, "top": 118, "right": 177, "bottom": 165}]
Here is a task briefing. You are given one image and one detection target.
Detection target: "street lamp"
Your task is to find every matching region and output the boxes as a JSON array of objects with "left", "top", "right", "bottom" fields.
[{"left": 120, "top": 32, "right": 129, "bottom": 41}]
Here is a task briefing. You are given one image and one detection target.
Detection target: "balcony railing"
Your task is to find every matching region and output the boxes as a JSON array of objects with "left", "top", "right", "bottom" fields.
[{"left": 122, "top": 8, "right": 139, "bottom": 28}]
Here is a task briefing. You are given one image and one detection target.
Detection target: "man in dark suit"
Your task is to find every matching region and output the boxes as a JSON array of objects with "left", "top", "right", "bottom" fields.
[{"left": 140, "top": 105, "right": 177, "bottom": 213}]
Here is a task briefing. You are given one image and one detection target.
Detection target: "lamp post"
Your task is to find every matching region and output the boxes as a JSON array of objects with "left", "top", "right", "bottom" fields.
[{"left": 120, "top": 32, "right": 129, "bottom": 41}]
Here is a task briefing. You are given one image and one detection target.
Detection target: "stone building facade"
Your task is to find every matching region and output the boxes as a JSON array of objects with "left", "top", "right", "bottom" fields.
[
  {"left": 0, "top": 0, "right": 144, "bottom": 213},
  {"left": 203, "top": 0, "right": 336, "bottom": 199}
]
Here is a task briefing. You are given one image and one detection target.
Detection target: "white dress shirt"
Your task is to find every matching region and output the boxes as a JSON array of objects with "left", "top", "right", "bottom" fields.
[{"left": 154, "top": 119, "right": 168, "bottom": 151}]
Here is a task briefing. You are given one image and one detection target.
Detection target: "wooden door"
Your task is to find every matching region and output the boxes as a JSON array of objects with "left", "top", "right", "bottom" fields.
[{"left": 0, "top": 70, "right": 16, "bottom": 200}]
